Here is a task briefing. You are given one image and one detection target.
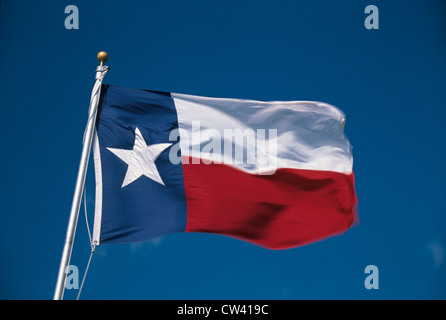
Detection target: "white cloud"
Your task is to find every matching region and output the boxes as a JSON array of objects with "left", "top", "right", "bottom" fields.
[
  {"left": 428, "top": 240, "right": 444, "bottom": 268},
  {"left": 130, "top": 236, "right": 164, "bottom": 253}
]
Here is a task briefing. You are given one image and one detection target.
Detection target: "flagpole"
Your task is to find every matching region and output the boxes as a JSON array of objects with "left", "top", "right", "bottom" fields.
[{"left": 53, "top": 52, "right": 109, "bottom": 300}]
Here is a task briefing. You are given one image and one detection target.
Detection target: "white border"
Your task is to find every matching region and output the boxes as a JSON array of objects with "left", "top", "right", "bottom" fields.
[{"left": 92, "top": 132, "right": 103, "bottom": 245}]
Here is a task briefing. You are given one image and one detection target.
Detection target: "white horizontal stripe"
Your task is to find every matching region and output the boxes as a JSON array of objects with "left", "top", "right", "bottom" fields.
[{"left": 172, "top": 92, "right": 353, "bottom": 174}]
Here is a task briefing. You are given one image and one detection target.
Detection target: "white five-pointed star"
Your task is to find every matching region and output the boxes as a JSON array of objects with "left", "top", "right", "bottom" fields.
[{"left": 107, "top": 127, "right": 172, "bottom": 187}]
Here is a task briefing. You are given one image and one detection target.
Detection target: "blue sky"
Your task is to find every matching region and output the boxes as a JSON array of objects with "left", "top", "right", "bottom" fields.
[{"left": 0, "top": 0, "right": 445, "bottom": 300}]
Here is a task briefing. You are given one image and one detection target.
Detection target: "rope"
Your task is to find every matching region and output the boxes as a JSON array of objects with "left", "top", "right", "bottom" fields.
[
  {"left": 76, "top": 185, "right": 96, "bottom": 300},
  {"left": 76, "top": 245, "right": 95, "bottom": 300},
  {"left": 83, "top": 185, "right": 92, "bottom": 245}
]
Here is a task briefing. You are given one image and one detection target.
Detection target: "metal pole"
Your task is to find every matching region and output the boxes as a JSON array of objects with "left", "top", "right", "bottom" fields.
[{"left": 53, "top": 52, "right": 109, "bottom": 300}]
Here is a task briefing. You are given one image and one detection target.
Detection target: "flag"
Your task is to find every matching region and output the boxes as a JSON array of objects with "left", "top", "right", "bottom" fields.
[{"left": 92, "top": 85, "right": 357, "bottom": 249}]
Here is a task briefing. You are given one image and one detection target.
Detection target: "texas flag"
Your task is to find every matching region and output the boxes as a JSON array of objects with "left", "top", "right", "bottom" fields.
[{"left": 92, "top": 85, "right": 357, "bottom": 249}]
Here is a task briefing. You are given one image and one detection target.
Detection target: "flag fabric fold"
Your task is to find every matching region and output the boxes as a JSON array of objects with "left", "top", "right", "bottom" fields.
[{"left": 92, "top": 85, "right": 357, "bottom": 249}]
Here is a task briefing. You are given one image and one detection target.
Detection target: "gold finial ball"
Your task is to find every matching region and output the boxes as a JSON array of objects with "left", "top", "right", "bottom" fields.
[{"left": 97, "top": 51, "right": 109, "bottom": 63}]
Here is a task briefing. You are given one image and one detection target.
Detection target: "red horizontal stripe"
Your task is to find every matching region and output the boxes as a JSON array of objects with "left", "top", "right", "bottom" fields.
[{"left": 182, "top": 156, "right": 358, "bottom": 249}]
